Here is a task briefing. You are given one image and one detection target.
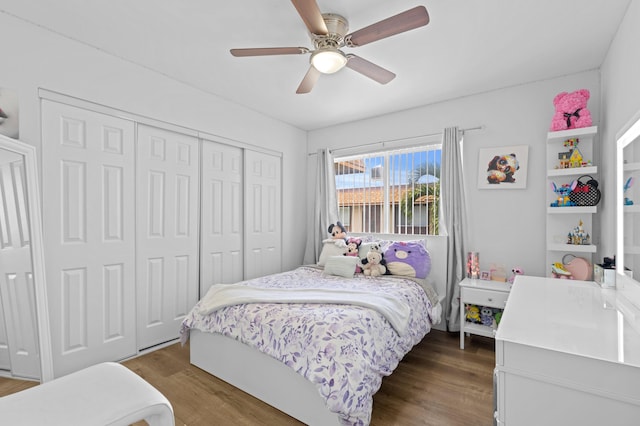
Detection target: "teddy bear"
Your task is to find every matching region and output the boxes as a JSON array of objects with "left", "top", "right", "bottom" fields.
[
  {"left": 323, "top": 221, "right": 347, "bottom": 247},
  {"left": 343, "top": 237, "right": 362, "bottom": 273},
  {"left": 361, "top": 249, "right": 387, "bottom": 277},
  {"left": 550, "top": 89, "right": 593, "bottom": 131}
]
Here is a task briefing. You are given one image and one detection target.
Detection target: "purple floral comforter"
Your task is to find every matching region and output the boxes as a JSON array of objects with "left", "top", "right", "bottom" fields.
[{"left": 180, "top": 266, "right": 439, "bottom": 425}]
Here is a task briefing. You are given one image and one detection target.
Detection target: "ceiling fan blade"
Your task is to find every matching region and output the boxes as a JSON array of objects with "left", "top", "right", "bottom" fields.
[
  {"left": 346, "top": 6, "right": 430, "bottom": 47},
  {"left": 346, "top": 55, "right": 395, "bottom": 84},
  {"left": 296, "top": 66, "right": 321, "bottom": 94},
  {"left": 291, "top": 0, "right": 328, "bottom": 35},
  {"left": 230, "top": 47, "right": 309, "bottom": 57}
]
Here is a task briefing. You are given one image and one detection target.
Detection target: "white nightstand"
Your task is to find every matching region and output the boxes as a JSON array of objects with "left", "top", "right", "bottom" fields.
[{"left": 459, "top": 277, "right": 512, "bottom": 349}]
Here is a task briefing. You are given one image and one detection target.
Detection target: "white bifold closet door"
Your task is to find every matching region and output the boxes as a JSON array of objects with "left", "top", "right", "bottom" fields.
[
  {"left": 244, "top": 150, "right": 282, "bottom": 280},
  {"left": 41, "top": 100, "right": 137, "bottom": 378},
  {"left": 200, "top": 140, "right": 243, "bottom": 295},
  {"left": 0, "top": 153, "right": 40, "bottom": 379},
  {"left": 136, "top": 125, "right": 199, "bottom": 350}
]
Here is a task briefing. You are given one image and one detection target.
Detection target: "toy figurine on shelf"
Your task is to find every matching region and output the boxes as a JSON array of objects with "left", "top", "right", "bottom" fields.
[
  {"left": 551, "top": 262, "right": 573, "bottom": 279},
  {"left": 550, "top": 180, "right": 577, "bottom": 207},
  {"left": 624, "top": 176, "right": 635, "bottom": 205},
  {"left": 556, "top": 138, "right": 591, "bottom": 169},
  {"left": 567, "top": 219, "right": 590, "bottom": 245}
]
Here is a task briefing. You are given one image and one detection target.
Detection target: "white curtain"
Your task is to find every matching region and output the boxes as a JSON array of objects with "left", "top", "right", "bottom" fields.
[
  {"left": 440, "top": 127, "right": 469, "bottom": 331},
  {"left": 303, "top": 148, "right": 339, "bottom": 264}
]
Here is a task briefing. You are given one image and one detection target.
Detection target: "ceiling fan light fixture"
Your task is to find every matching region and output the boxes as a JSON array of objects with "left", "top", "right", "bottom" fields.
[{"left": 310, "top": 48, "right": 347, "bottom": 74}]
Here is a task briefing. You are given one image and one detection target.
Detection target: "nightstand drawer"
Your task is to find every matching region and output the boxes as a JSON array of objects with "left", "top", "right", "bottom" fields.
[{"left": 462, "top": 287, "right": 509, "bottom": 308}]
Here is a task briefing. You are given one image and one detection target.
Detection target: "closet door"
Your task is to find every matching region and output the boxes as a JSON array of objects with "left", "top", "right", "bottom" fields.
[
  {"left": 41, "top": 100, "right": 136, "bottom": 377},
  {"left": 244, "top": 151, "right": 282, "bottom": 279},
  {"left": 136, "top": 125, "right": 199, "bottom": 350},
  {"left": 200, "top": 140, "right": 243, "bottom": 295},
  {"left": 0, "top": 154, "right": 39, "bottom": 378}
]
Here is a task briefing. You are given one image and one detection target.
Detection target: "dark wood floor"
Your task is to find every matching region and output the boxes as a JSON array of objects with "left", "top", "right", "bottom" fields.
[{"left": 0, "top": 330, "right": 495, "bottom": 425}]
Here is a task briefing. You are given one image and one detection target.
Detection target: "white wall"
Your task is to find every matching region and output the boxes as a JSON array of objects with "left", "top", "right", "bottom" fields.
[
  {"left": 0, "top": 12, "right": 308, "bottom": 271},
  {"left": 600, "top": 0, "right": 640, "bottom": 259},
  {"left": 308, "top": 71, "right": 602, "bottom": 278}
]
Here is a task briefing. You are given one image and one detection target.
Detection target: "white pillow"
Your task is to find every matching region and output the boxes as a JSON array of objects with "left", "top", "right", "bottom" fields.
[
  {"left": 323, "top": 256, "right": 358, "bottom": 278},
  {"left": 318, "top": 241, "right": 347, "bottom": 266}
]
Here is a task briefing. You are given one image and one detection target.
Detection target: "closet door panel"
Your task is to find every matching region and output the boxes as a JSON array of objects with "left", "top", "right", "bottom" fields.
[
  {"left": 136, "top": 125, "right": 199, "bottom": 350},
  {"left": 41, "top": 100, "right": 136, "bottom": 378},
  {"left": 200, "top": 141, "right": 243, "bottom": 294},
  {"left": 0, "top": 155, "right": 39, "bottom": 378},
  {"left": 244, "top": 151, "right": 281, "bottom": 280}
]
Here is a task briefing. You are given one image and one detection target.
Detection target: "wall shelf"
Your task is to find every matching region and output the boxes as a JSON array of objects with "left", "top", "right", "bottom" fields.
[
  {"left": 547, "top": 206, "right": 597, "bottom": 214},
  {"left": 546, "top": 126, "right": 598, "bottom": 277},
  {"left": 547, "top": 243, "right": 596, "bottom": 253}
]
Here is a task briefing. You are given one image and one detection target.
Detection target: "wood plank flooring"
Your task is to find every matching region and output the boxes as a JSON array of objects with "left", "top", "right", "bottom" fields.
[{"left": 0, "top": 330, "right": 495, "bottom": 425}]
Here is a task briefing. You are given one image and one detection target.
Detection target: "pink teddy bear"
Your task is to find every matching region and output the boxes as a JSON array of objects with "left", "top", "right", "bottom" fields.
[{"left": 550, "top": 89, "right": 593, "bottom": 131}]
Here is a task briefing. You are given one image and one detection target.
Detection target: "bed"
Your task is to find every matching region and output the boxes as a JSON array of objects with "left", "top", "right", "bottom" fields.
[{"left": 181, "top": 239, "right": 444, "bottom": 426}]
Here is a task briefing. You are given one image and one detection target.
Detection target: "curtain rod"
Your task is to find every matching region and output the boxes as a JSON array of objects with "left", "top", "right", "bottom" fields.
[{"left": 308, "top": 125, "right": 483, "bottom": 156}]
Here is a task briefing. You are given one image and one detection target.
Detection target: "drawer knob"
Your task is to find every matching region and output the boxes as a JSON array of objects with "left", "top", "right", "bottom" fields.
[{"left": 487, "top": 297, "right": 493, "bottom": 302}]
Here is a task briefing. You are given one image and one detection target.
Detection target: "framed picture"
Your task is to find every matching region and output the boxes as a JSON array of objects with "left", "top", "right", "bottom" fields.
[
  {"left": 478, "top": 144, "right": 529, "bottom": 189},
  {"left": 480, "top": 270, "right": 490, "bottom": 280}
]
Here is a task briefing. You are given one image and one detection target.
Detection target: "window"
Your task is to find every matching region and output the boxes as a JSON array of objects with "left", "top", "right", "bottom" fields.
[{"left": 334, "top": 145, "right": 441, "bottom": 235}]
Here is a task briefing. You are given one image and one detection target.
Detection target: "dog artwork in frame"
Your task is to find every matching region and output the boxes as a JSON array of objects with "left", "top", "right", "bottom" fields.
[{"left": 477, "top": 145, "right": 529, "bottom": 189}]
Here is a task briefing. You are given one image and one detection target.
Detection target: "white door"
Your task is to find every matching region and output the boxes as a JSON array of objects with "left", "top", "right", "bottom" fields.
[
  {"left": 244, "top": 151, "right": 282, "bottom": 279},
  {"left": 136, "top": 125, "right": 199, "bottom": 350},
  {"left": 200, "top": 140, "right": 243, "bottom": 295},
  {"left": 41, "top": 100, "right": 136, "bottom": 377},
  {"left": 0, "top": 153, "right": 40, "bottom": 378}
]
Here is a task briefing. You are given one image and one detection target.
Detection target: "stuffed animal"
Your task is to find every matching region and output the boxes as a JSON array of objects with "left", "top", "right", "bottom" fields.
[
  {"left": 344, "top": 238, "right": 362, "bottom": 273},
  {"left": 508, "top": 267, "right": 524, "bottom": 284},
  {"left": 361, "top": 249, "right": 387, "bottom": 277},
  {"left": 480, "top": 306, "right": 494, "bottom": 327},
  {"left": 487, "top": 154, "right": 519, "bottom": 184},
  {"left": 550, "top": 89, "right": 593, "bottom": 131},
  {"left": 465, "top": 304, "right": 481, "bottom": 324},
  {"left": 493, "top": 311, "right": 503, "bottom": 328},
  {"left": 385, "top": 241, "right": 430, "bottom": 278},
  {"left": 324, "top": 222, "right": 347, "bottom": 247}
]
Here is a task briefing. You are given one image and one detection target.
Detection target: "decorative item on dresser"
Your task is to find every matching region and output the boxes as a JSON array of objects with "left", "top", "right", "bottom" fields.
[{"left": 459, "top": 277, "right": 512, "bottom": 350}]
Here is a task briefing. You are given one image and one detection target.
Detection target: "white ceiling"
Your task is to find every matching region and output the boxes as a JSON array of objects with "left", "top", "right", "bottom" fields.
[{"left": 0, "top": 1, "right": 631, "bottom": 130}]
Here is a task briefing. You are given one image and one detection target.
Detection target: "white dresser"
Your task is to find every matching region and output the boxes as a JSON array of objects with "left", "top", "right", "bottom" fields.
[{"left": 494, "top": 275, "right": 640, "bottom": 425}]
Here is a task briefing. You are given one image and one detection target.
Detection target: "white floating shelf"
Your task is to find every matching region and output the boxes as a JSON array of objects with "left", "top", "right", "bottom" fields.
[
  {"left": 547, "top": 126, "right": 598, "bottom": 143},
  {"left": 547, "top": 243, "right": 596, "bottom": 253},
  {"left": 547, "top": 166, "right": 598, "bottom": 177},
  {"left": 548, "top": 206, "right": 597, "bottom": 214}
]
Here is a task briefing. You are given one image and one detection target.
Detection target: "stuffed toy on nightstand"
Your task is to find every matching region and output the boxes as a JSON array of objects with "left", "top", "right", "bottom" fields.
[{"left": 550, "top": 89, "right": 593, "bottom": 131}]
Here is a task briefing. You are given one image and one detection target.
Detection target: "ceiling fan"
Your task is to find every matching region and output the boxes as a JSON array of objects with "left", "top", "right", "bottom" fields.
[{"left": 230, "top": 1, "right": 430, "bottom": 94}]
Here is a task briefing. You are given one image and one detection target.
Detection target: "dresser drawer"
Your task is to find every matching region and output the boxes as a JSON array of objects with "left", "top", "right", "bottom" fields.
[{"left": 462, "top": 287, "right": 509, "bottom": 308}]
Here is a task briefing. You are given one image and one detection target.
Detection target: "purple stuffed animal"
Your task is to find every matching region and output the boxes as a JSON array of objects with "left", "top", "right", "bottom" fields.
[{"left": 384, "top": 241, "right": 430, "bottom": 278}]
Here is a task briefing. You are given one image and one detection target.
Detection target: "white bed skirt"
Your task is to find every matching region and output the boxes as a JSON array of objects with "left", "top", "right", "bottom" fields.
[{"left": 190, "top": 330, "right": 341, "bottom": 426}]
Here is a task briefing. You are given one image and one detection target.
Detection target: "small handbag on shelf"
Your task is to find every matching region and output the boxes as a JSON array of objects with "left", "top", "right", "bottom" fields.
[
  {"left": 563, "top": 254, "right": 592, "bottom": 281},
  {"left": 568, "top": 175, "right": 601, "bottom": 206}
]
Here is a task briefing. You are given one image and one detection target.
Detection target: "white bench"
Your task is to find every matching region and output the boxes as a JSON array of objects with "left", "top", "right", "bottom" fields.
[{"left": 0, "top": 362, "right": 174, "bottom": 426}]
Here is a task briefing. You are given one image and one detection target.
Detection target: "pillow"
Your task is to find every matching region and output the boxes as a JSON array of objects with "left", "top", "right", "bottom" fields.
[
  {"left": 384, "top": 241, "right": 431, "bottom": 278},
  {"left": 318, "top": 241, "right": 347, "bottom": 266},
  {"left": 323, "top": 256, "right": 359, "bottom": 278}
]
